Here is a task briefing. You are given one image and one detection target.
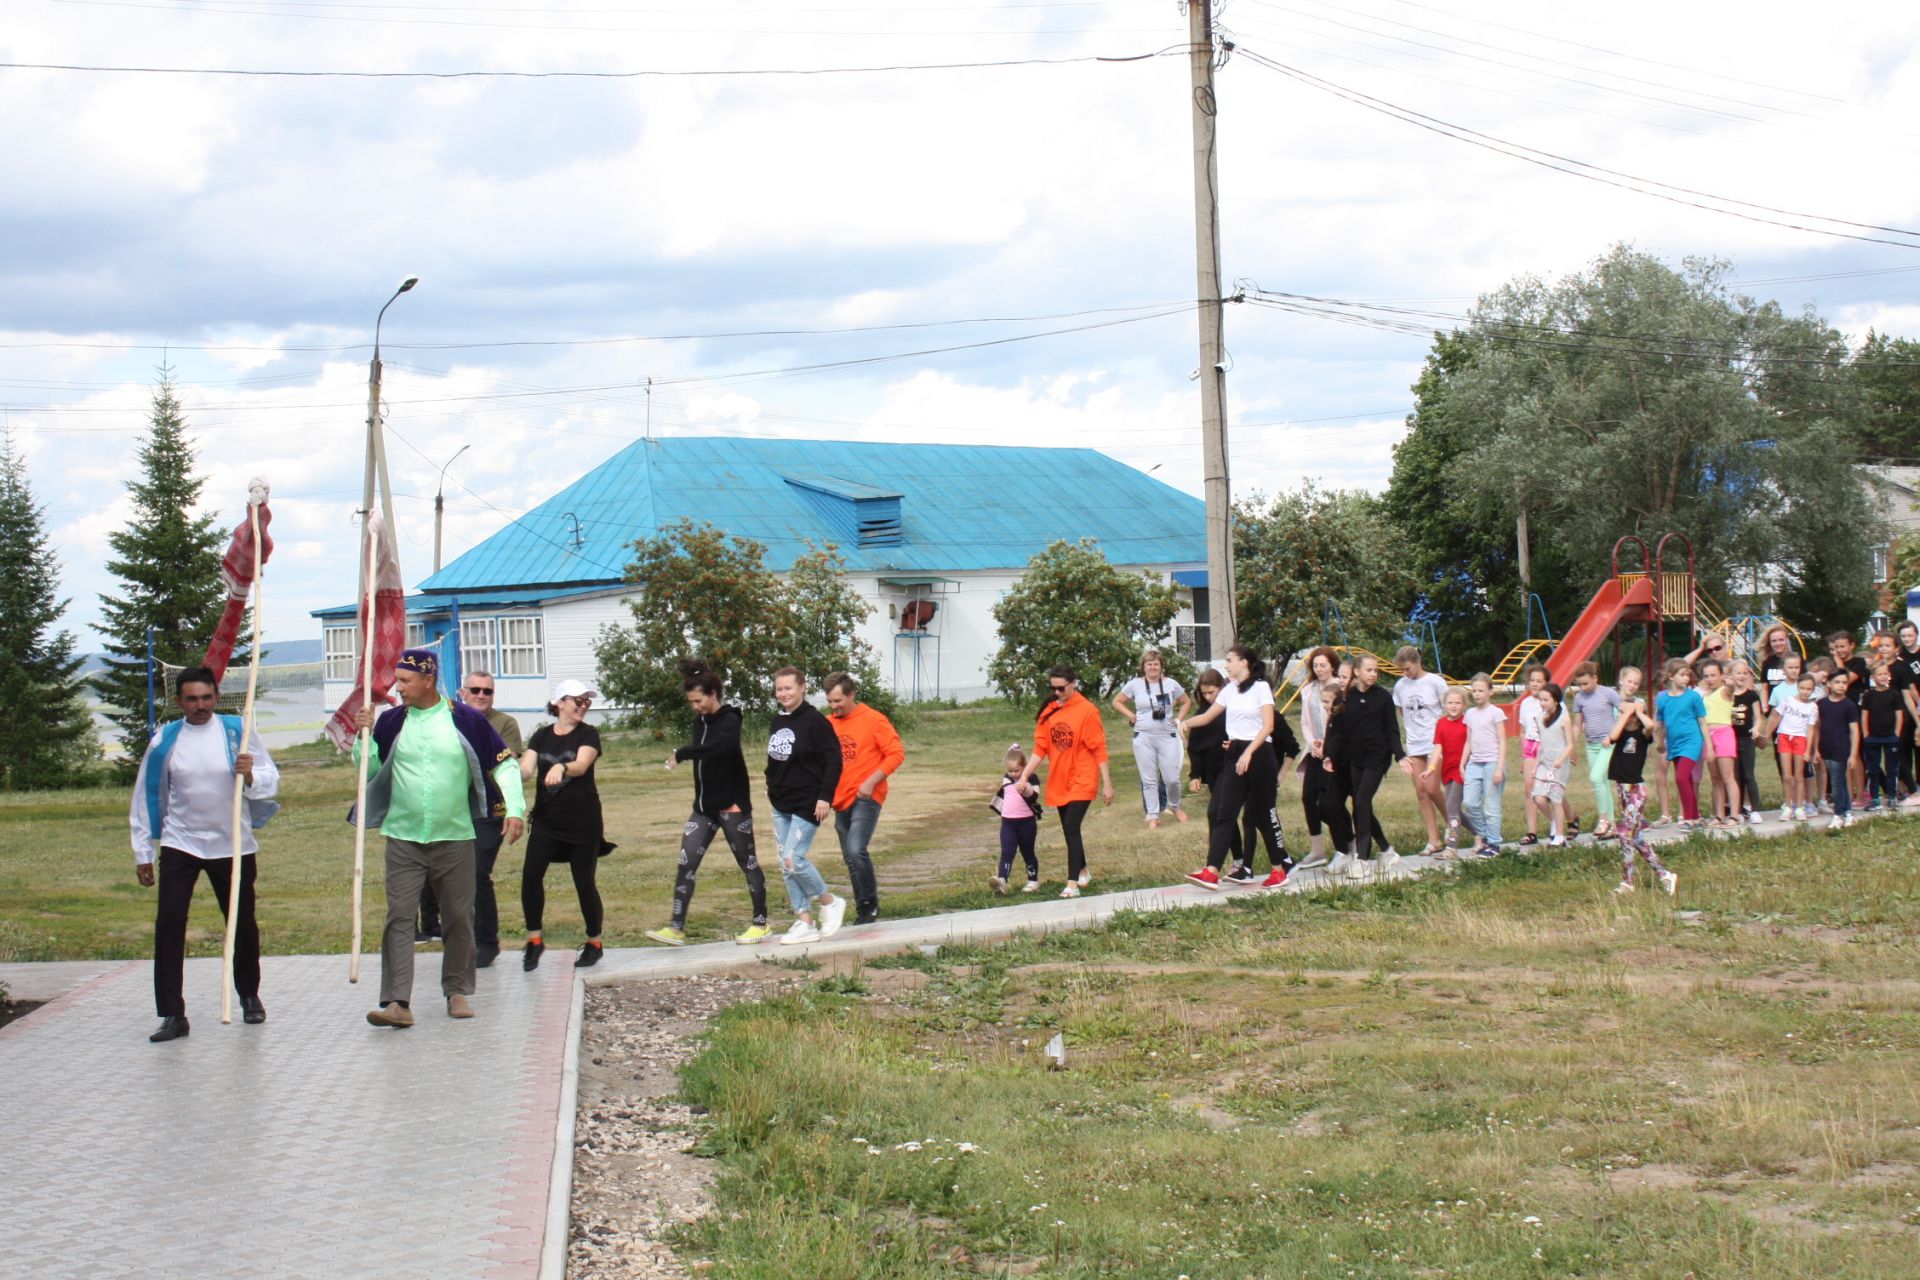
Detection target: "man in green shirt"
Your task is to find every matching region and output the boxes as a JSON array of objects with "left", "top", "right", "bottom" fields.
[{"left": 354, "top": 649, "right": 525, "bottom": 1027}]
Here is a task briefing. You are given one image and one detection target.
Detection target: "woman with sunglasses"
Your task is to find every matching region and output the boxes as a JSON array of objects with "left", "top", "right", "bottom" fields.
[
  {"left": 1013, "top": 666, "right": 1114, "bottom": 897},
  {"left": 519, "top": 679, "right": 607, "bottom": 970}
]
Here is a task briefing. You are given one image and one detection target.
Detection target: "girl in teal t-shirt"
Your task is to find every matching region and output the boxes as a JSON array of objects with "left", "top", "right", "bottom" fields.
[{"left": 1655, "top": 661, "right": 1707, "bottom": 825}]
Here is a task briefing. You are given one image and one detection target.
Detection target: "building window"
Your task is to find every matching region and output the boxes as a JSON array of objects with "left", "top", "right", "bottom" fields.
[
  {"left": 499, "top": 616, "right": 545, "bottom": 676},
  {"left": 406, "top": 621, "right": 426, "bottom": 650},
  {"left": 460, "top": 618, "right": 497, "bottom": 679},
  {"left": 324, "top": 625, "right": 359, "bottom": 680},
  {"left": 1874, "top": 544, "right": 1890, "bottom": 583}
]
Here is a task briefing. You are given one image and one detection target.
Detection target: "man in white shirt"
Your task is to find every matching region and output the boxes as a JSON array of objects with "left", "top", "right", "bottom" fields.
[{"left": 129, "top": 667, "right": 279, "bottom": 1043}]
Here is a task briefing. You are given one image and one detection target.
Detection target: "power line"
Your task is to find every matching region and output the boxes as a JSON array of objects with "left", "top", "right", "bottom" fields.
[
  {"left": 0, "top": 46, "right": 1183, "bottom": 80},
  {"left": 1235, "top": 47, "right": 1920, "bottom": 252}
]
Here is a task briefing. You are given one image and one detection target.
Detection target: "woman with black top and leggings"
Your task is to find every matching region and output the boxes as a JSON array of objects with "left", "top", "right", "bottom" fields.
[
  {"left": 1185, "top": 668, "right": 1242, "bottom": 868},
  {"left": 519, "top": 678, "right": 607, "bottom": 971},
  {"left": 645, "top": 659, "right": 772, "bottom": 947},
  {"left": 1323, "top": 653, "right": 1404, "bottom": 878},
  {"left": 1181, "top": 645, "right": 1291, "bottom": 889}
]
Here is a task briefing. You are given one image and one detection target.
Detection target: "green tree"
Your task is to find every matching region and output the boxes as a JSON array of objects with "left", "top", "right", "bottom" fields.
[
  {"left": 0, "top": 431, "right": 99, "bottom": 789},
  {"left": 989, "top": 539, "right": 1189, "bottom": 703},
  {"left": 1233, "top": 482, "right": 1417, "bottom": 668},
  {"left": 594, "top": 522, "right": 892, "bottom": 730},
  {"left": 92, "top": 371, "right": 226, "bottom": 771},
  {"left": 1385, "top": 246, "right": 1882, "bottom": 666},
  {"left": 1847, "top": 329, "right": 1920, "bottom": 460}
]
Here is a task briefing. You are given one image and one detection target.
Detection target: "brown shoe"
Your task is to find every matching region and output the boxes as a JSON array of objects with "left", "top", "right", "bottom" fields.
[
  {"left": 447, "top": 994, "right": 475, "bottom": 1019},
  {"left": 366, "top": 1002, "right": 414, "bottom": 1028}
]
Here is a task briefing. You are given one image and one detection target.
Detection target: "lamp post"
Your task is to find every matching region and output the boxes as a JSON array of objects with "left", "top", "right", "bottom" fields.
[
  {"left": 433, "top": 442, "right": 469, "bottom": 574},
  {"left": 360, "top": 276, "right": 418, "bottom": 539}
]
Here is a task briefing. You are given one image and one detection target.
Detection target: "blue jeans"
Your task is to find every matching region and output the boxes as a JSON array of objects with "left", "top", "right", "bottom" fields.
[
  {"left": 834, "top": 798, "right": 882, "bottom": 912},
  {"left": 1462, "top": 760, "right": 1503, "bottom": 846},
  {"left": 1825, "top": 759, "right": 1853, "bottom": 816},
  {"left": 771, "top": 810, "right": 831, "bottom": 916},
  {"left": 1865, "top": 737, "right": 1900, "bottom": 801}
]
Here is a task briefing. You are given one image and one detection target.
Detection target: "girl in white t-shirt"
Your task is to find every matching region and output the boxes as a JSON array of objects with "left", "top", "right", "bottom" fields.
[
  {"left": 1516, "top": 664, "right": 1548, "bottom": 848},
  {"left": 1180, "top": 645, "right": 1290, "bottom": 889}
]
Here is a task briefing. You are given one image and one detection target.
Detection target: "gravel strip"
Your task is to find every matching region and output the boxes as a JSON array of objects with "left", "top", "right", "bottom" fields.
[{"left": 568, "top": 973, "right": 783, "bottom": 1279}]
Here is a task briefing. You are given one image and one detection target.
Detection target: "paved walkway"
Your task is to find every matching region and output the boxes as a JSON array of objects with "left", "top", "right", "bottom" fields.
[{"left": 5, "top": 803, "right": 1909, "bottom": 1280}]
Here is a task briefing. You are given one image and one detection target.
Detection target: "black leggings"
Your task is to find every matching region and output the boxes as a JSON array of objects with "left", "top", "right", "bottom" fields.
[
  {"left": 522, "top": 827, "right": 605, "bottom": 937},
  {"left": 1300, "top": 757, "right": 1326, "bottom": 837},
  {"left": 1207, "top": 741, "right": 1288, "bottom": 871},
  {"left": 1735, "top": 735, "right": 1761, "bottom": 815},
  {"left": 1348, "top": 758, "right": 1392, "bottom": 859},
  {"left": 1057, "top": 800, "right": 1092, "bottom": 879},
  {"left": 671, "top": 808, "right": 769, "bottom": 929},
  {"left": 997, "top": 816, "right": 1039, "bottom": 880},
  {"left": 1318, "top": 762, "right": 1388, "bottom": 854}
]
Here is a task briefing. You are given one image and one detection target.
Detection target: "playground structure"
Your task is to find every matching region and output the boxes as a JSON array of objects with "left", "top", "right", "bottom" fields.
[{"left": 1276, "top": 533, "right": 1814, "bottom": 725}]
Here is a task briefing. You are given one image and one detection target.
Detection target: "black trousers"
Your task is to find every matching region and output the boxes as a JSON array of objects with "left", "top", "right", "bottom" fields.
[
  {"left": 522, "top": 826, "right": 604, "bottom": 936},
  {"left": 1347, "top": 758, "right": 1392, "bottom": 859},
  {"left": 420, "top": 818, "right": 503, "bottom": 943},
  {"left": 1300, "top": 756, "right": 1327, "bottom": 837},
  {"left": 1735, "top": 736, "right": 1761, "bottom": 815},
  {"left": 1057, "top": 800, "right": 1092, "bottom": 879},
  {"left": 1901, "top": 719, "right": 1917, "bottom": 791},
  {"left": 153, "top": 847, "right": 258, "bottom": 1018},
  {"left": 1206, "top": 741, "right": 1288, "bottom": 871}
]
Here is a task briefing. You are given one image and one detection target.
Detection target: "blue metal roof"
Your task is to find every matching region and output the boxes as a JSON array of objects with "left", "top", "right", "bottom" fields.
[
  {"left": 311, "top": 584, "right": 612, "bottom": 620},
  {"left": 414, "top": 437, "right": 1206, "bottom": 592}
]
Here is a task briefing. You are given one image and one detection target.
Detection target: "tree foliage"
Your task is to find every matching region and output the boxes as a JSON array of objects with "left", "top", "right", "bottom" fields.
[
  {"left": 1385, "top": 246, "right": 1883, "bottom": 667},
  {"left": 1848, "top": 329, "right": 1920, "bottom": 461},
  {"left": 593, "top": 521, "right": 891, "bottom": 732},
  {"left": 1233, "top": 482, "right": 1417, "bottom": 669},
  {"left": 989, "top": 539, "right": 1190, "bottom": 702},
  {"left": 0, "top": 432, "right": 99, "bottom": 789},
  {"left": 92, "top": 371, "right": 227, "bottom": 771}
]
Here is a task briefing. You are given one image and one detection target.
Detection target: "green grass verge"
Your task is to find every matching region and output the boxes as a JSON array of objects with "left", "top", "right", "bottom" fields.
[{"left": 673, "top": 821, "right": 1920, "bottom": 1278}]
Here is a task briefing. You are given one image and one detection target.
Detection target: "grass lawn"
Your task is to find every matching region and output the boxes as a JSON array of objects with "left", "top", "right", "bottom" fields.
[
  {"left": 676, "top": 822, "right": 1920, "bottom": 1278},
  {"left": 4, "top": 700, "right": 1566, "bottom": 962}
]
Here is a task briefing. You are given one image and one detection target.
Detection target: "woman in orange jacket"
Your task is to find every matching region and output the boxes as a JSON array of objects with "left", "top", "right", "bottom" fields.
[{"left": 1014, "top": 664, "right": 1114, "bottom": 897}]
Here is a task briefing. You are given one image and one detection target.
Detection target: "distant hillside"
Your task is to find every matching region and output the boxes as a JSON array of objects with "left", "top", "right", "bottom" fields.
[{"left": 77, "top": 637, "right": 322, "bottom": 675}]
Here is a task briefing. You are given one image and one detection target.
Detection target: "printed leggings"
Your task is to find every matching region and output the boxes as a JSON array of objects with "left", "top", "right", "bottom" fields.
[
  {"left": 1206, "top": 741, "right": 1288, "bottom": 871},
  {"left": 1613, "top": 783, "right": 1669, "bottom": 883},
  {"left": 670, "top": 808, "right": 769, "bottom": 929},
  {"left": 997, "top": 815, "right": 1039, "bottom": 881}
]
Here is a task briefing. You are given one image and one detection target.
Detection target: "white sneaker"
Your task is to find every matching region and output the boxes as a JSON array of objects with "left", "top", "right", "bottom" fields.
[
  {"left": 1383, "top": 846, "right": 1400, "bottom": 860},
  {"left": 1613, "top": 880, "right": 1635, "bottom": 895},
  {"left": 818, "top": 896, "right": 847, "bottom": 939},
  {"left": 1059, "top": 883, "right": 1080, "bottom": 898},
  {"left": 1798, "top": 805, "right": 1815, "bottom": 821},
  {"left": 1657, "top": 870, "right": 1678, "bottom": 896},
  {"left": 1378, "top": 849, "right": 1403, "bottom": 876},
  {"left": 1779, "top": 804, "right": 1795, "bottom": 821},
  {"left": 1325, "top": 852, "right": 1351, "bottom": 877},
  {"left": 1345, "top": 857, "right": 1372, "bottom": 881},
  {"left": 1547, "top": 835, "right": 1568, "bottom": 849},
  {"left": 1076, "top": 871, "right": 1091, "bottom": 888},
  {"left": 1828, "top": 816, "right": 1843, "bottom": 832},
  {"left": 1020, "top": 879, "right": 1040, "bottom": 893},
  {"left": 782, "top": 920, "right": 821, "bottom": 946},
  {"left": 988, "top": 875, "right": 1008, "bottom": 895},
  {"left": 1748, "top": 811, "right": 1763, "bottom": 826},
  {"left": 1843, "top": 812, "right": 1858, "bottom": 828},
  {"left": 1294, "top": 851, "right": 1330, "bottom": 872}
]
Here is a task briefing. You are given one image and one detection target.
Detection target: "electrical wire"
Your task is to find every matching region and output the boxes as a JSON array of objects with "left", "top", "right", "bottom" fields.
[{"left": 1235, "top": 46, "right": 1920, "bottom": 251}]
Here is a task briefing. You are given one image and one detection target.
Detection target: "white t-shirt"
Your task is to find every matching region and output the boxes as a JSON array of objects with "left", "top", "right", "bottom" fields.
[
  {"left": 1212, "top": 679, "right": 1274, "bottom": 743},
  {"left": 1121, "top": 675, "right": 1185, "bottom": 738},
  {"left": 1775, "top": 696, "right": 1819, "bottom": 740},
  {"left": 1393, "top": 672, "right": 1450, "bottom": 756},
  {"left": 1463, "top": 704, "right": 1506, "bottom": 765},
  {"left": 1518, "top": 694, "right": 1545, "bottom": 742}
]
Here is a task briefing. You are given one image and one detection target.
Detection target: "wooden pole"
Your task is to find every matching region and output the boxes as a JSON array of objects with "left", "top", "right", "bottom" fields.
[
  {"left": 220, "top": 499, "right": 266, "bottom": 1026},
  {"left": 1189, "top": 0, "right": 1236, "bottom": 652},
  {"left": 349, "top": 511, "right": 378, "bottom": 984}
]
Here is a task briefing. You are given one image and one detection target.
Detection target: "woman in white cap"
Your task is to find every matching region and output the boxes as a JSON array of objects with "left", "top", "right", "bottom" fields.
[{"left": 518, "top": 678, "right": 606, "bottom": 970}]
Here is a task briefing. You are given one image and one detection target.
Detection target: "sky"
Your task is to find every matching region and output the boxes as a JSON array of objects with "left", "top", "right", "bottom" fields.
[{"left": 4, "top": 0, "right": 1920, "bottom": 647}]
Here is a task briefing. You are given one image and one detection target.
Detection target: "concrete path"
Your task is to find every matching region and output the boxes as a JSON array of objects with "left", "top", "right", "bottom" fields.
[{"left": 5, "top": 802, "right": 1908, "bottom": 1280}]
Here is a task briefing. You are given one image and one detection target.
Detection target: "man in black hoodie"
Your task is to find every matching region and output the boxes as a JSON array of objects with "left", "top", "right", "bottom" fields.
[{"left": 764, "top": 667, "right": 848, "bottom": 944}]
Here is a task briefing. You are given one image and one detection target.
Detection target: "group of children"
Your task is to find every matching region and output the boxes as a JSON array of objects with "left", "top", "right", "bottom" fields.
[{"left": 987, "top": 620, "right": 1920, "bottom": 900}]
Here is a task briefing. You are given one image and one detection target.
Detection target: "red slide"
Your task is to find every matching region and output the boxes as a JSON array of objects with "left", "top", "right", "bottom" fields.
[{"left": 1504, "top": 576, "right": 1656, "bottom": 726}]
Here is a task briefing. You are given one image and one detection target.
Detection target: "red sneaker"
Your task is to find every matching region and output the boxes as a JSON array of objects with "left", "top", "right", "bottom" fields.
[
  {"left": 1261, "top": 868, "right": 1288, "bottom": 889},
  {"left": 1185, "top": 867, "right": 1221, "bottom": 889}
]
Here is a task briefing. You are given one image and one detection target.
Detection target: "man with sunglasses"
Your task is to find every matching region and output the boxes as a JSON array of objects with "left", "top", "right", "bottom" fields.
[{"left": 457, "top": 672, "right": 524, "bottom": 967}]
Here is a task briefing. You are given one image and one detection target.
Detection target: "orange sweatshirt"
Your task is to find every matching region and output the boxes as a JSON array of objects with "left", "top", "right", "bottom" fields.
[
  {"left": 830, "top": 702, "right": 906, "bottom": 810},
  {"left": 1032, "top": 692, "right": 1109, "bottom": 806}
]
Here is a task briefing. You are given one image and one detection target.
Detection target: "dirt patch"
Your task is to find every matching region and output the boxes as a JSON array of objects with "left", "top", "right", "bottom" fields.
[
  {"left": 569, "top": 973, "right": 787, "bottom": 1280},
  {"left": 0, "top": 999, "right": 42, "bottom": 1029}
]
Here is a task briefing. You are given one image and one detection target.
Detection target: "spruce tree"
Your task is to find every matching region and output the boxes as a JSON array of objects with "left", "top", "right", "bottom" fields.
[
  {"left": 0, "top": 430, "right": 98, "bottom": 789},
  {"left": 92, "top": 369, "right": 226, "bottom": 771}
]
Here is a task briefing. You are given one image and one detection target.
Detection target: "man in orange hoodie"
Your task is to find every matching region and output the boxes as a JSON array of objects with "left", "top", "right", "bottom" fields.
[
  {"left": 826, "top": 671, "right": 906, "bottom": 924},
  {"left": 1015, "top": 664, "right": 1114, "bottom": 898}
]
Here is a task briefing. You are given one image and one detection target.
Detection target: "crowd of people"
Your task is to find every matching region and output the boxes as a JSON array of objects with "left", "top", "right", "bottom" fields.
[{"left": 127, "top": 620, "right": 1920, "bottom": 1039}]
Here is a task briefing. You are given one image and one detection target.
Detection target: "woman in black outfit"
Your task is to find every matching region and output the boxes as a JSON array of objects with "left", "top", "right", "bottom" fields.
[
  {"left": 645, "top": 659, "right": 772, "bottom": 947},
  {"left": 519, "top": 678, "right": 605, "bottom": 971},
  {"left": 1184, "top": 668, "right": 1241, "bottom": 869},
  {"left": 1322, "top": 653, "right": 1404, "bottom": 875}
]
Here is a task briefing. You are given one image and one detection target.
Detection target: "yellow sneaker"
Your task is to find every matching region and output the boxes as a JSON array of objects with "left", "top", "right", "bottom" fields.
[
  {"left": 644, "top": 926, "right": 686, "bottom": 947},
  {"left": 734, "top": 923, "right": 775, "bottom": 946}
]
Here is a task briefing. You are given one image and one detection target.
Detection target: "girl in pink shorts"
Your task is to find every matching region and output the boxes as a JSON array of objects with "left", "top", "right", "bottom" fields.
[{"left": 1516, "top": 664, "right": 1548, "bottom": 847}]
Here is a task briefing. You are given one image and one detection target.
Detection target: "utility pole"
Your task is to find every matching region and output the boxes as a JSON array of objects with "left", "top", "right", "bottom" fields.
[
  {"left": 1188, "top": 0, "right": 1235, "bottom": 655},
  {"left": 433, "top": 443, "right": 470, "bottom": 574}
]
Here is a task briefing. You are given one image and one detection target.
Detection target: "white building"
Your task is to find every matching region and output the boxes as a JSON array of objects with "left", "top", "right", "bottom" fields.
[{"left": 314, "top": 437, "right": 1208, "bottom": 726}]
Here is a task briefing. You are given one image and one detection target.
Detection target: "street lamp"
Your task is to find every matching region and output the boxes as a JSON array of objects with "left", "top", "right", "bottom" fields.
[
  {"left": 433, "top": 442, "right": 470, "bottom": 574},
  {"left": 361, "top": 275, "right": 420, "bottom": 529}
]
